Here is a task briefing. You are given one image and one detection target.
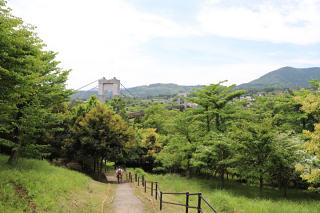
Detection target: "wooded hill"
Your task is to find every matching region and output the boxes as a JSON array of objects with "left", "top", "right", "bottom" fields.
[
  {"left": 236, "top": 67, "right": 320, "bottom": 90},
  {"left": 72, "top": 67, "right": 320, "bottom": 99}
]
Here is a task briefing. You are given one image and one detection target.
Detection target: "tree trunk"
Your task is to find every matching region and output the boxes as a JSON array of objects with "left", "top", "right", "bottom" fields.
[
  {"left": 283, "top": 185, "right": 287, "bottom": 198},
  {"left": 283, "top": 180, "right": 288, "bottom": 198},
  {"left": 259, "top": 175, "right": 263, "bottom": 197},
  {"left": 205, "top": 106, "right": 210, "bottom": 132},
  {"left": 8, "top": 150, "right": 19, "bottom": 164},
  {"left": 99, "top": 158, "right": 103, "bottom": 180},
  {"left": 93, "top": 158, "right": 96, "bottom": 175},
  {"left": 221, "top": 171, "right": 225, "bottom": 188},
  {"left": 215, "top": 114, "right": 220, "bottom": 131}
]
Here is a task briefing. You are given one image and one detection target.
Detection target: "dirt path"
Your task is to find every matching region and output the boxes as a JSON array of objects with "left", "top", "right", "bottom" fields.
[{"left": 109, "top": 176, "right": 144, "bottom": 213}]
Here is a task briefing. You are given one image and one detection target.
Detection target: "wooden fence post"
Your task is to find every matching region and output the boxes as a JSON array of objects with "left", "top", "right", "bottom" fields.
[
  {"left": 138, "top": 177, "right": 139, "bottom": 186},
  {"left": 135, "top": 173, "right": 137, "bottom": 182},
  {"left": 144, "top": 180, "right": 147, "bottom": 192},
  {"left": 186, "top": 192, "right": 189, "bottom": 213},
  {"left": 142, "top": 175, "right": 144, "bottom": 186},
  {"left": 197, "top": 193, "right": 202, "bottom": 213},
  {"left": 155, "top": 182, "right": 158, "bottom": 200},
  {"left": 160, "top": 191, "right": 163, "bottom": 211},
  {"left": 151, "top": 182, "right": 153, "bottom": 196}
]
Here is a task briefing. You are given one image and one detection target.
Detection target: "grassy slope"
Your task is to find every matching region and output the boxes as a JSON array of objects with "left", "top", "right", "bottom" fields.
[
  {"left": 136, "top": 172, "right": 320, "bottom": 213},
  {"left": 0, "top": 154, "right": 114, "bottom": 213}
]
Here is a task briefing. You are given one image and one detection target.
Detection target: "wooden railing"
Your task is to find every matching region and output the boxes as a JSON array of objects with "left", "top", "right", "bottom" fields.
[{"left": 126, "top": 172, "right": 219, "bottom": 213}]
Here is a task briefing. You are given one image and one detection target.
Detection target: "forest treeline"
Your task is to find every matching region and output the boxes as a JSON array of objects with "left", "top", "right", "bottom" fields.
[{"left": 0, "top": 0, "right": 319, "bottom": 198}]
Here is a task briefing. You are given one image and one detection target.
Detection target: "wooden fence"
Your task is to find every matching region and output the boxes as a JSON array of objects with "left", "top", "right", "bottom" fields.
[{"left": 126, "top": 172, "right": 219, "bottom": 213}]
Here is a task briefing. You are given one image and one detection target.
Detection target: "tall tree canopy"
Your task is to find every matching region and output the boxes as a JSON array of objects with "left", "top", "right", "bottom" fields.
[
  {"left": 295, "top": 80, "right": 320, "bottom": 191},
  {"left": 70, "top": 103, "right": 136, "bottom": 176},
  {"left": 188, "top": 81, "right": 245, "bottom": 132},
  {"left": 0, "top": 1, "right": 72, "bottom": 162}
]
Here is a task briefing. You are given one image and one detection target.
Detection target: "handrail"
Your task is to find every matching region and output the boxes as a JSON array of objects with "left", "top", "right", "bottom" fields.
[
  {"left": 162, "top": 200, "right": 198, "bottom": 209},
  {"left": 129, "top": 172, "right": 219, "bottom": 213},
  {"left": 162, "top": 192, "right": 187, "bottom": 195},
  {"left": 201, "top": 195, "right": 219, "bottom": 213}
]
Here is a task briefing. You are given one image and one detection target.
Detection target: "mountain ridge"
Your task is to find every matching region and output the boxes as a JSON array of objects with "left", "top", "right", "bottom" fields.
[
  {"left": 71, "top": 67, "right": 320, "bottom": 99},
  {"left": 236, "top": 66, "right": 320, "bottom": 90}
]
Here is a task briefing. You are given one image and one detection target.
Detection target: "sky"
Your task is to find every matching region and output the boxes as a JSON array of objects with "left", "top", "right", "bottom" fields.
[{"left": 7, "top": 0, "right": 320, "bottom": 89}]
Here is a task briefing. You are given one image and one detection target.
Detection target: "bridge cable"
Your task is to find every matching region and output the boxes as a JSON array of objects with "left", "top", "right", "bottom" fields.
[
  {"left": 75, "top": 79, "right": 99, "bottom": 91},
  {"left": 120, "top": 82, "right": 135, "bottom": 97}
]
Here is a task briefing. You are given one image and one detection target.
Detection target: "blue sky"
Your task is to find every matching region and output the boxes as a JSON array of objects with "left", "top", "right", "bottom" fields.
[{"left": 8, "top": 0, "right": 320, "bottom": 89}]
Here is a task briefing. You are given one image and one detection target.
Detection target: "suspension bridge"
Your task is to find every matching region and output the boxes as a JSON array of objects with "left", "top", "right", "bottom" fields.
[
  {"left": 75, "top": 77, "right": 135, "bottom": 103},
  {"left": 74, "top": 77, "right": 190, "bottom": 119}
]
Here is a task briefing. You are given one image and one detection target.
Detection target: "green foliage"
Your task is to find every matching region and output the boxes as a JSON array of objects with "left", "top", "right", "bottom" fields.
[
  {"left": 133, "top": 168, "right": 147, "bottom": 176},
  {"left": 192, "top": 132, "right": 234, "bottom": 188},
  {"left": 69, "top": 103, "right": 136, "bottom": 176},
  {"left": 108, "top": 97, "right": 127, "bottom": 121},
  {"left": 155, "top": 135, "right": 192, "bottom": 173},
  {"left": 189, "top": 81, "right": 245, "bottom": 132},
  {"left": 141, "top": 104, "right": 178, "bottom": 134},
  {"left": 233, "top": 119, "right": 276, "bottom": 196},
  {"left": 270, "top": 133, "right": 304, "bottom": 196},
  {"left": 294, "top": 81, "right": 320, "bottom": 191},
  {"left": 139, "top": 128, "right": 161, "bottom": 171},
  {"left": 0, "top": 0, "right": 72, "bottom": 162}
]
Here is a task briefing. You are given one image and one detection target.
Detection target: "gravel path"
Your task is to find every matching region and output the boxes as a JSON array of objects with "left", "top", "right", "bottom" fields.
[{"left": 110, "top": 176, "right": 144, "bottom": 213}]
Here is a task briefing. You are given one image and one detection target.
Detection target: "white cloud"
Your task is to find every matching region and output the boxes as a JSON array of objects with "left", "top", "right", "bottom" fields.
[
  {"left": 285, "top": 58, "right": 320, "bottom": 65},
  {"left": 7, "top": 0, "right": 320, "bottom": 89},
  {"left": 8, "top": 0, "right": 198, "bottom": 89},
  {"left": 197, "top": 0, "right": 320, "bottom": 44}
]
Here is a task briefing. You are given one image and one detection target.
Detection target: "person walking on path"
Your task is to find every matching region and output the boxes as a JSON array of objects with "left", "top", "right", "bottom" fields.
[{"left": 116, "top": 167, "right": 123, "bottom": 183}]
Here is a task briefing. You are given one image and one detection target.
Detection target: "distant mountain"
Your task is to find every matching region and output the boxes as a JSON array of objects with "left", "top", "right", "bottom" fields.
[
  {"left": 71, "top": 90, "right": 98, "bottom": 100},
  {"left": 71, "top": 83, "right": 202, "bottom": 99},
  {"left": 237, "top": 67, "right": 320, "bottom": 90},
  {"left": 126, "top": 83, "right": 202, "bottom": 97}
]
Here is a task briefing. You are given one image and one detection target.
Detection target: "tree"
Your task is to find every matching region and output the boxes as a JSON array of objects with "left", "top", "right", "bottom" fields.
[
  {"left": 71, "top": 104, "right": 135, "bottom": 177},
  {"left": 192, "top": 132, "right": 234, "bottom": 188},
  {"left": 269, "top": 133, "right": 303, "bottom": 196},
  {"left": 188, "top": 81, "right": 245, "bottom": 132},
  {"left": 294, "top": 80, "right": 320, "bottom": 191},
  {"left": 141, "top": 104, "right": 178, "bottom": 135},
  {"left": 233, "top": 119, "right": 276, "bottom": 196},
  {"left": 295, "top": 124, "right": 320, "bottom": 191},
  {"left": 0, "top": 1, "right": 72, "bottom": 163},
  {"left": 155, "top": 135, "right": 193, "bottom": 174},
  {"left": 109, "top": 97, "right": 128, "bottom": 121},
  {"left": 140, "top": 128, "right": 161, "bottom": 171}
]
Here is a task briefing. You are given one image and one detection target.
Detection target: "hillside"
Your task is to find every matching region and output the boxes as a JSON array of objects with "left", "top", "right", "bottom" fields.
[
  {"left": 126, "top": 83, "right": 202, "bottom": 97},
  {"left": 137, "top": 170, "right": 320, "bottom": 213},
  {"left": 237, "top": 67, "right": 320, "bottom": 90},
  {"left": 0, "top": 155, "right": 114, "bottom": 212},
  {"left": 71, "top": 83, "right": 202, "bottom": 99}
]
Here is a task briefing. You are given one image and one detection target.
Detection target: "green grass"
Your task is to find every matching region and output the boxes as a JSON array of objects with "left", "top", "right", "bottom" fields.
[
  {"left": 0, "top": 154, "right": 112, "bottom": 212},
  {"left": 131, "top": 170, "right": 320, "bottom": 213}
]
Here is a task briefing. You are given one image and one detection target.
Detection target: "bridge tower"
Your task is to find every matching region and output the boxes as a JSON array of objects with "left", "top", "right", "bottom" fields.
[
  {"left": 98, "top": 77, "right": 120, "bottom": 103},
  {"left": 177, "top": 91, "right": 187, "bottom": 109}
]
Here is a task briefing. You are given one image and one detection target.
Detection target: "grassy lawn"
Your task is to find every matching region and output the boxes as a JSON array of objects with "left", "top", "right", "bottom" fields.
[
  {"left": 0, "top": 154, "right": 114, "bottom": 212},
  {"left": 129, "top": 169, "right": 320, "bottom": 213}
]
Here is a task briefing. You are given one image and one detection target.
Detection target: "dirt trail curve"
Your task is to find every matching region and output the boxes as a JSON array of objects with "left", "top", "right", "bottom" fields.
[{"left": 107, "top": 175, "right": 144, "bottom": 213}]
